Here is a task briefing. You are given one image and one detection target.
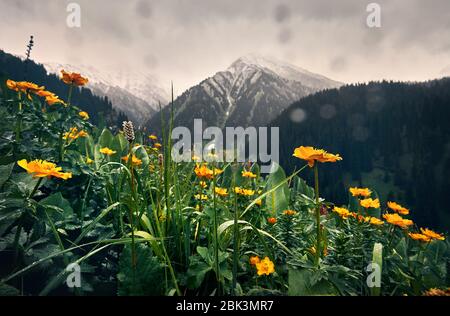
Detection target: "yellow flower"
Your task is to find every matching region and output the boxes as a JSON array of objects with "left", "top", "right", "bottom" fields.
[
  {"left": 60, "top": 70, "right": 88, "bottom": 86},
  {"left": 86, "top": 157, "right": 94, "bottom": 164},
  {"left": 154, "top": 142, "right": 162, "bottom": 149},
  {"left": 79, "top": 111, "right": 89, "bottom": 120},
  {"left": 242, "top": 170, "right": 257, "bottom": 178},
  {"left": 364, "top": 216, "right": 384, "bottom": 226},
  {"left": 17, "top": 159, "right": 72, "bottom": 180},
  {"left": 121, "top": 154, "right": 142, "bottom": 167},
  {"left": 387, "top": 201, "right": 410, "bottom": 215},
  {"left": 234, "top": 187, "right": 255, "bottom": 196},
  {"left": 333, "top": 206, "right": 352, "bottom": 219},
  {"left": 100, "top": 147, "right": 116, "bottom": 156},
  {"left": 199, "top": 181, "right": 208, "bottom": 189},
  {"left": 283, "top": 210, "right": 297, "bottom": 216},
  {"left": 194, "top": 164, "right": 214, "bottom": 180},
  {"left": 420, "top": 228, "right": 445, "bottom": 241},
  {"left": 63, "top": 127, "right": 88, "bottom": 140},
  {"left": 292, "top": 146, "right": 342, "bottom": 168},
  {"left": 267, "top": 217, "right": 277, "bottom": 224},
  {"left": 408, "top": 232, "right": 431, "bottom": 243},
  {"left": 255, "top": 257, "right": 275, "bottom": 276},
  {"left": 360, "top": 198, "right": 380, "bottom": 209},
  {"left": 215, "top": 187, "right": 228, "bottom": 197},
  {"left": 214, "top": 168, "right": 224, "bottom": 176},
  {"left": 349, "top": 187, "right": 372, "bottom": 198},
  {"left": 149, "top": 134, "right": 158, "bottom": 140},
  {"left": 383, "top": 213, "right": 413, "bottom": 229},
  {"left": 255, "top": 199, "right": 262, "bottom": 206},
  {"left": 194, "top": 194, "right": 208, "bottom": 200},
  {"left": 249, "top": 256, "right": 260, "bottom": 266}
]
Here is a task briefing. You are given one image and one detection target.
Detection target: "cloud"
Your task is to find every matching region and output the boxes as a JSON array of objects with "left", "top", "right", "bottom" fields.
[{"left": 0, "top": 0, "right": 449, "bottom": 92}]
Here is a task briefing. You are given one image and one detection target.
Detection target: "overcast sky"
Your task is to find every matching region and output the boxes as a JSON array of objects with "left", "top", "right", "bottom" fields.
[{"left": 1, "top": 0, "right": 450, "bottom": 94}]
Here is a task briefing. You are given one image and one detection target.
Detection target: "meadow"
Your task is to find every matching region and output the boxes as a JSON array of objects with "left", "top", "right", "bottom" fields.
[{"left": 0, "top": 72, "right": 448, "bottom": 296}]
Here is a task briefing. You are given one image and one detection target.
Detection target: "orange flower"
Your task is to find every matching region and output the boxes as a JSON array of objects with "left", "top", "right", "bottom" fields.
[
  {"left": 387, "top": 201, "right": 409, "bottom": 215},
  {"left": 242, "top": 170, "right": 257, "bottom": 178},
  {"left": 35, "top": 90, "right": 56, "bottom": 98},
  {"left": 17, "top": 159, "right": 72, "bottom": 180},
  {"left": 121, "top": 154, "right": 142, "bottom": 167},
  {"left": 100, "top": 147, "right": 116, "bottom": 156},
  {"left": 255, "top": 257, "right": 275, "bottom": 276},
  {"left": 408, "top": 233, "right": 431, "bottom": 243},
  {"left": 349, "top": 187, "right": 372, "bottom": 198},
  {"left": 283, "top": 210, "right": 297, "bottom": 216},
  {"left": 292, "top": 146, "right": 342, "bottom": 167},
  {"left": 234, "top": 187, "right": 255, "bottom": 196},
  {"left": 267, "top": 217, "right": 277, "bottom": 224},
  {"left": 45, "top": 95, "right": 65, "bottom": 106},
  {"left": 360, "top": 198, "right": 380, "bottom": 209},
  {"left": 364, "top": 216, "right": 384, "bottom": 226},
  {"left": 333, "top": 206, "right": 352, "bottom": 219},
  {"left": 383, "top": 213, "right": 413, "bottom": 229},
  {"left": 194, "top": 164, "right": 214, "bottom": 180},
  {"left": 60, "top": 70, "right": 88, "bottom": 86},
  {"left": 420, "top": 228, "right": 445, "bottom": 241},
  {"left": 153, "top": 142, "right": 162, "bottom": 149},
  {"left": 63, "top": 127, "right": 88, "bottom": 140},
  {"left": 79, "top": 111, "right": 89, "bottom": 120},
  {"left": 249, "top": 256, "right": 260, "bottom": 266},
  {"left": 214, "top": 187, "right": 228, "bottom": 197}
]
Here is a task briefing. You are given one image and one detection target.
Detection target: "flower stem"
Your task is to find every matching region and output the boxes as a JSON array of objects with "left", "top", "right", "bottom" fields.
[{"left": 314, "top": 163, "right": 321, "bottom": 266}]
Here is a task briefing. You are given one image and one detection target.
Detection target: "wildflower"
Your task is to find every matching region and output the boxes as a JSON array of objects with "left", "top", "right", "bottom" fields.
[
  {"left": 408, "top": 232, "right": 431, "bottom": 243},
  {"left": 360, "top": 198, "right": 380, "bottom": 209},
  {"left": 100, "top": 147, "right": 116, "bottom": 156},
  {"left": 234, "top": 187, "right": 255, "bottom": 196},
  {"left": 383, "top": 213, "right": 413, "bottom": 229},
  {"left": 60, "top": 70, "right": 88, "bottom": 86},
  {"left": 249, "top": 256, "right": 260, "bottom": 266},
  {"left": 255, "top": 257, "right": 275, "bottom": 276},
  {"left": 154, "top": 142, "right": 162, "bottom": 149},
  {"left": 267, "top": 217, "right": 277, "bottom": 224},
  {"left": 349, "top": 187, "right": 372, "bottom": 198},
  {"left": 199, "top": 181, "right": 208, "bottom": 189},
  {"left": 35, "top": 90, "right": 55, "bottom": 98},
  {"left": 149, "top": 134, "right": 158, "bottom": 141},
  {"left": 423, "top": 288, "right": 450, "bottom": 296},
  {"left": 420, "top": 228, "right": 445, "bottom": 241},
  {"left": 333, "top": 206, "right": 352, "bottom": 219},
  {"left": 194, "top": 194, "right": 208, "bottom": 200},
  {"left": 17, "top": 159, "right": 72, "bottom": 180},
  {"left": 255, "top": 199, "right": 262, "bottom": 206},
  {"left": 387, "top": 201, "right": 410, "bottom": 215},
  {"left": 292, "top": 146, "right": 342, "bottom": 168},
  {"left": 215, "top": 187, "right": 228, "bottom": 197},
  {"left": 242, "top": 170, "right": 257, "bottom": 178},
  {"left": 214, "top": 168, "right": 224, "bottom": 176},
  {"left": 79, "top": 111, "right": 89, "bottom": 120},
  {"left": 283, "top": 210, "right": 297, "bottom": 216},
  {"left": 63, "top": 127, "right": 88, "bottom": 140},
  {"left": 122, "top": 121, "right": 135, "bottom": 143},
  {"left": 364, "top": 216, "right": 384, "bottom": 226},
  {"left": 45, "top": 95, "right": 65, "bottom": 106},
  {"left": 195, "top": 164, "right": 214, "bottom": 180},
  {"left": 86, "top": 157, "right": 94, "bottom": 164},
  {"left": 121, "top": 154, "right": 142, "bottom": 167}
]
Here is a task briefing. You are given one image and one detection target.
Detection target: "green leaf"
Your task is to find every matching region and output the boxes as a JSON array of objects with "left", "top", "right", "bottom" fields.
[
  {"left": 186, "top": 256, "right": 212, "bottom": 289},
  {"left": 0, "top": 163, "right": 14, "bottom": 188},
  {"left": 40, "top": 192, "right": 73, "bottom": 217},
  {"left": 265, "top": 162, "right": 290, "bottom": 215},
  {"left": 117, "top": 244, "right": 165, "bottom": 296}
]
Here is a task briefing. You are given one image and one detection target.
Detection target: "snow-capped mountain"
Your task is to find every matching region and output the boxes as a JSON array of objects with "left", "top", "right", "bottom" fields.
[
  {"left": 43, "top": 62, "right": 169, "bottom": 125},
  {"left": 145, "top": 54, "right": 342, "bottom": 131}
]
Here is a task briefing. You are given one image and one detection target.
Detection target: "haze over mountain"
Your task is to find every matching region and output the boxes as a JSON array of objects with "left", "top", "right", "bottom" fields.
[
  {"left": 146, "top": 54, "right": 342, "bottom": 132},
  {"left": 43, "top": 62, "right": 169, "bottom": 126}
]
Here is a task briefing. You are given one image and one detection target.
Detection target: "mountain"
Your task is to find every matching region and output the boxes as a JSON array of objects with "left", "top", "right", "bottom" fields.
[
  {"left": 145, "top": 54, "right": 342, "bottom": 131},
  {"left": 270, "top": 78, "right": 450, "bottom": 230},
  {"left": 43, "top": 62, "right": 169, "bottom": 126},
  {"left": 0, "top": 50, "right": 127, "bottom": 128}
]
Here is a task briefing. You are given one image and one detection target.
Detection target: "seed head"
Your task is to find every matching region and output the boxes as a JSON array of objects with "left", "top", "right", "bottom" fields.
[{"left": 122, "top": 121, "right": 135, "bottom": 143}]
